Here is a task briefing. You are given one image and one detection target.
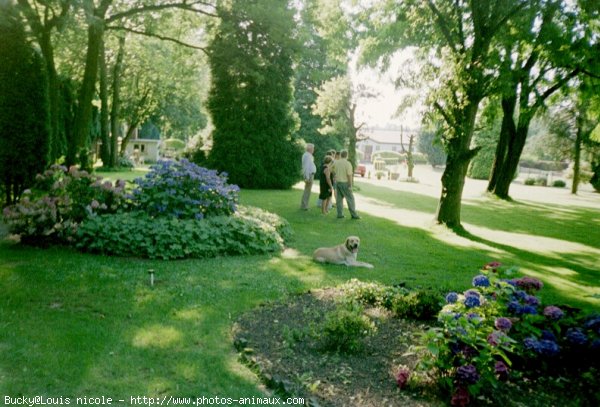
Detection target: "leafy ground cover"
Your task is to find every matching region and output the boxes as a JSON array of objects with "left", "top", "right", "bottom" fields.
[{"left": 0, "top": 178, "right": 598, "bottom": 403}]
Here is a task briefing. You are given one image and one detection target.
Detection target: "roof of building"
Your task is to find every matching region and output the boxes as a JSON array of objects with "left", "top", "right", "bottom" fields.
[{"left": 360, "top": 128, "right": 419, "bottom": 145}]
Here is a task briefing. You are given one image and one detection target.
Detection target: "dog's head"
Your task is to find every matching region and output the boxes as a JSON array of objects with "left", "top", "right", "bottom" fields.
[{"left": 345, "top": 236, "right": 360, "bottom": 253}]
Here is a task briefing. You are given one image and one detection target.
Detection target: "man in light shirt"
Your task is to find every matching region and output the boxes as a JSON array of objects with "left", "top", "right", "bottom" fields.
[
  {"left": 331, "top": 150, "right": 360, "bottom": 219},
  {"left": 300, "top": 143, "right": 316, "bottom": 210}
]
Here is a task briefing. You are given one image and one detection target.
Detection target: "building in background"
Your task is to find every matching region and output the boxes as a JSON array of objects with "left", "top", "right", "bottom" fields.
[{"left": 357, "top": 128, "right": 420, "bottom": 163}]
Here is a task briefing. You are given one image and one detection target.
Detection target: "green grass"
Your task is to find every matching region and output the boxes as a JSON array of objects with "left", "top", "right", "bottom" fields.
[
  {"left": 95, "top": 166, "right": 149, "bottom": 182},
  {"left": 1, "top": 182, "right": 598, "bottom": 401}
]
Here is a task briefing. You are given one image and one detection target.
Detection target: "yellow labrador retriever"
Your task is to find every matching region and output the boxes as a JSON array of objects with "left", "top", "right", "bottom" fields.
[{"left": 313, "top": 236, "right": 374, "bottom": 268}]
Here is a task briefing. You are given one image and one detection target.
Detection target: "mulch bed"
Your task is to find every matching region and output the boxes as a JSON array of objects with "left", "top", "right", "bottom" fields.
[{"left": 233, "top": 288, "right": 442, "bottom": 407}]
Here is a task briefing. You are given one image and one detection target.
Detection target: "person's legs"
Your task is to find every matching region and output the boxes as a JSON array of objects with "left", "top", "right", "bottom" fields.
[
  {"left": 346, "top": 188, "right": 359, "bottom": 218},
  {"left": 301, "top": 178, "right": 313, "bottom": 210},
  {"left": 335, "top": 183, "right": 344, "bottom": 217}
]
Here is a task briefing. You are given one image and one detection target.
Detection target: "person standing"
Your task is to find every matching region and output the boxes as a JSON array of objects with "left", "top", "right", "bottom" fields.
[
  {"left": 319, "top": 155, "right": 334, "bottom": 214},
  {"left": 300, "top": 143, "right": 316, "bottom": 210},
  {"left": 332, "top": 150, "right": 360, "bottom": 219}
]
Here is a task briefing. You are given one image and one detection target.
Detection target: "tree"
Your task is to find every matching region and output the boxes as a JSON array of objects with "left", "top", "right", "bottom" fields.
[
  {"left": 547, "top": 78, "right": 600, "bottom": 193},
  {"left": 486, "top": 0, "right": 589, "bottom": 199},
  {"left": 418, "top": 128, "right": 446, "bottom": 167},
  {"left": 292, "top": 0, "right": 353, "bottom": 166},
  {"left": 207, "top": 0, "right": 302, "bottom": 189},
  {"left": 361, "top": 0, "right": 526, "bottom": 229},
  {"left": 0, "top": 4, "right": 49, "bottom": 204},
  {"left": 312, "top": 76, "right": 375, "bottom": 168}
]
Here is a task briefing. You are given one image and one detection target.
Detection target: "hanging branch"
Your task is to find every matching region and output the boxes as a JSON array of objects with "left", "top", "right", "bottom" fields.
[
  {"left": 106, "top": 25, "right": 208, "bottom": 55},
  {"left": 105, "top": 0, "right": 217, "bottom": 23}
]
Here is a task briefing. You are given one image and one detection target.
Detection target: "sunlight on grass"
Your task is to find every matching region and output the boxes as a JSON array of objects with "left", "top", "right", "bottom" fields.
[
  {"left": 132, "top": 325, "right": 183, "bottom": 349},
  {"left": 146, "top": 377, "right": 175, "bottom": 395},
  {"left": 173, "top": 308, "right": 204, "bottom": 322},
  {"left": 265, "top": 256, "right": 326, "bottom": 285},
  {"left": 176, "top": 363, "right": 198, "bottom": 381},
  {"left": 522, "top": 266, "right": 600, "bottom": 308}
]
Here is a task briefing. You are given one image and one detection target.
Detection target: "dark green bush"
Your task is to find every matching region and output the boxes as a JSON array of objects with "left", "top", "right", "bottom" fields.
[
  {"left": 591, "top": 161, "right": 600, "bottom": 192},
  {"left": 389, "top": 289, "right": 443, "bottom": 320},
  {"left": 552, "top": 180, "right": 566, "bottom": 188},
  {"left": 536, "top": 177, "right": 548, "bottom": 186},
  {"left": 0, "top": 5, "right": 50, "bottom": 205},
  {"left": 75, "top": 206, "right": 290, "bottom": 260},
  {"left": 317, "top": 303, "right": 376, "bottom": 353},
  {"left": 524, "top": 178, "right": 536, "bottom": 186}
]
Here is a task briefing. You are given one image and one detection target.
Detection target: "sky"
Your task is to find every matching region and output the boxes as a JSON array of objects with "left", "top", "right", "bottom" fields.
[{"left": 350, "top": 49, "right": 424, "bottom": 131}]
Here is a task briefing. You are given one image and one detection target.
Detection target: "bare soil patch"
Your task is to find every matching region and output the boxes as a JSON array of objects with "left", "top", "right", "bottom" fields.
[{"left": 233, "top": 288, "right": 441, "bottom": 407}]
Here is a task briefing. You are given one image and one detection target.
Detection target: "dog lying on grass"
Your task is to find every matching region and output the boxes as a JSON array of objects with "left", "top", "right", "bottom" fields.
[{"left": 313, "top": 236, "right": 374, "bottom": 269}]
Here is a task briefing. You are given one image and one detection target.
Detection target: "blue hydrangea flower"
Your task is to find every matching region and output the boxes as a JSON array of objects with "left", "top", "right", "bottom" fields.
[
  {"left": 541, "top": 330, "right": 557, "bottom": 342},
  {"left": 538, "top": 339, "right": 560, "bottom": 357},
  {"left": 519, "top": 305, "right": 538, "bottom": 315},
  {"left": 494, "top": 317, "right": 512, "bottom": 332},
  {"left": 524, "top": 295, "right": 540, "bottom": 306},
  {"left": 464, "top": 289, "right": 481, "bottom": 299},
  {"left": 565, "top": 328, "right": 588, "bottom": 346},
  {"left": 472, "top": 275, "right": 490, "bottom": 287},
  {"left": 507, "top": 301, "right": 522, "bottom": 315},
  {"left": 464, "top": 295, "right": 481, "bottom": 308},
  {"left": 445, "top": 292, "right": 459, "bottom": 304}
]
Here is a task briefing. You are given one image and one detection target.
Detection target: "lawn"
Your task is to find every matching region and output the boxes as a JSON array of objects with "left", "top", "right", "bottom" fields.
[{"left": 1, "top": 180, "right": 598, "bottom": 402}]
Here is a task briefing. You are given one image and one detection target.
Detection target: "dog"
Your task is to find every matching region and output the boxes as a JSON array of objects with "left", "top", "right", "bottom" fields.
[{"left": 313, "top": 236, "right": 374, "bottom": 268}]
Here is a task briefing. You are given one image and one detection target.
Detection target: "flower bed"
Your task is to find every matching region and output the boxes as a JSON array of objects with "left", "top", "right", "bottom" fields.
[{"left": 409, "top": 262, "right": 600, "bottom": 406}]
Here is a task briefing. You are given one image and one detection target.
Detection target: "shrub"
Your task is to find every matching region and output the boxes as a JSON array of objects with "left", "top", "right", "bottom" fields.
[
  {"left": 131, "top": 159, "right": 239, "bottom": 220},
  {"left": 524, "top": 178, "right": 536, "bottom": 186},
  {"left": 552, "top": 180, "right": 566, "bottom": 188},
  {"left": 75, "top": 206, "right": 290, "bottom": 260},
  {"left": 519, "top": 159, "right": 568, "bottom": 172},
  {"left": 591, "top": 161, "right": 600, "bottom": 192},
  {"left": 535, "top": 177, "right": 547, "bottom": 186},
  {"left": 2, "top": 165, "right": 126, "bottom": 243},
  {"left": 317, "top": 303, "right": 376, "bottom": 353},
  {"left": 340, "top": 279, "right": 443, "bottom": 320},
  {"left": 119, "top": 156, "right": 135, "bottom": 169},
  {"left": 413, "top": 262, "right": 600, "bottom": 405},
  {"left": 0, "top": 6, "right": 50, "bottom": 205}
]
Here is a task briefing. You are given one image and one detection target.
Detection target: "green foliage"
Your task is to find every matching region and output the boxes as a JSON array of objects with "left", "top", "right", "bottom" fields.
[
  {"left": 417, "top": 130, "right": 446, "bottom": 167},
  {"left": 552, "top": 180, "right": 566, "bottom": 188},
  {"left": 2, "top": 165, "right": 127, "bottom": 244},
  {"left": 340, "top": 279, "right": 443, "bottom": 321},
  {"left": 519, "top": 159, "right": 569, "bottom": 172},
  {"left": 75, "top": 207, "right": 290, "bottom": 260},
  {"left": 524, "top": 178, "right": 536, "bottom": 186},
  {"left": 591, "top": 161, "right": 600, "bottom": 192},
  {"left": 317, "top": 303, "right": 376, "bottom": 354},
  {"left": 207, "top": 0, "right": 302, "bottom": 189},
  {"left": 468, "top": 102, "right": 500, "bottom": 180},
  {"left": 0, "top": 5, "right": 50, "bottom": 205}
]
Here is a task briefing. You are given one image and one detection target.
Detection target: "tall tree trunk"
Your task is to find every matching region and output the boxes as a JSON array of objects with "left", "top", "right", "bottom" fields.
[
  {"left": 69, "top": 21, "right": 104, "bottom": 166},
  {"left": 436, "top": 101, "right": 480, "bottom": 229},
  {"left": 110, "top": 36, "right": 125, "bottom": 167},
  {"left": 39, "top": 32, "right": 62, "bottom": 163},
  {"left": 571, "top": 113, "right": 583, "bottom": 194},
  {"left": 493, "top": 118, "right": 532, "bottom": 199},
  {"left": 488, "top": 94, "right": 517, "bottom": 192},
  {"left": 98, "top": 39, "right": 111, "bottom": 167},
  {"left": 120, "top": 122, "right": 139, "bottom": 156}
]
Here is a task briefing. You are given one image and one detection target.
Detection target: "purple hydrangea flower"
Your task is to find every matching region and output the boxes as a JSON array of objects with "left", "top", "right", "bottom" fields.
[
  {"left": 487, "top": 331, "right": 504, "bottom": 346},
  {"left": 456, "top": 364, "right": 479, "bottom": 385},
  {"left": 524, "top": 295, "right": 540, "bottom": 306},
  {"left": 543, "top": 306, "right": 564, "bottom": 320},
  {"left": 495, "top": 361, "right": 509, "bottom": 380},
  {"left": 464, "top": 295, "right": 481, "bottom": 308},
  {"left": 445, "top": 292, "right": 459, "bottom": 304},
  {"left": 472, "top": 275, "right": 490, "bottom": 287},
  {"left": 495, "top": 317, "right": 512, "bottom": 332},
  {"left": 565, "top": 328, "right": 588, "bottom": 346},
  {"left": 523, "top": 337, "right": 539, "bottom": 351},
  {"left": 514, "top": 276, "right": 544, "bottom": 293}
]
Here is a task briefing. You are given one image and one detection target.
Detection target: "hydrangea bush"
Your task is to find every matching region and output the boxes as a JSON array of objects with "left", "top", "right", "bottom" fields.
[
  {"left": 2, "top": 165, "right": 126, "bottom": 243},
  {"left": 406, "top": 262, "right": 600, "bottom": 406},
  {"left": 131, "top": 159, "right": 239, "bottom": 219}
]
